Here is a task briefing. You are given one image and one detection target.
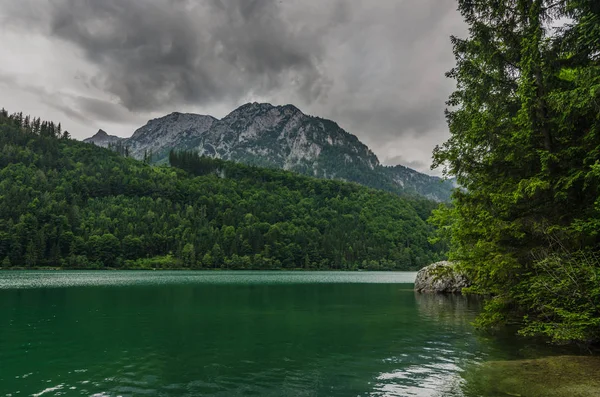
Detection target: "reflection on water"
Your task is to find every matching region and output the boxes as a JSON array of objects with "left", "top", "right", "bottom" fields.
[
  {"left": 415, "top": 292, "right": 483, "bottom": 325},
  {"left": 369, "top": 293, "right": 485, "bottom": 397},
  {"left": 0, "top": 271, "right": 583, "bottom": 396}
]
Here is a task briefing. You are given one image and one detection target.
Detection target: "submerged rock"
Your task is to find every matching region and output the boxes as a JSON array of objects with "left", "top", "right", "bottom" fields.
[
  {"left": 462, "top": 355, "right": 600, "bottom": 397},
  {"left": 414, "top": 261, "right": 470, "bottom": 293}
]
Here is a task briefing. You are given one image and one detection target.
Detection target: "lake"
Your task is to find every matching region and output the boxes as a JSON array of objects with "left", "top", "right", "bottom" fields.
[{"left": 0, "top": 271, "right": 567, "bottom": 396}]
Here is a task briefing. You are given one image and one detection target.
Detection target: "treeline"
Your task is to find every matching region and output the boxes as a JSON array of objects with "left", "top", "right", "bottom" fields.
[
  {"left": 0, "top": 108, "right": 70, "bottom": 140},
  {"left": 0, "top": 109, "right": 445, "bottom": 270},
  {"left": 432, "top": 0, "right": 600, "bottom": 344}
]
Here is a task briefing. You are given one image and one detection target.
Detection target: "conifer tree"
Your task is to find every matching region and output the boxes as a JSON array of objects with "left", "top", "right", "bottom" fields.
[{"left": 433, "top": 0, "right": 600, "bottom": 343}]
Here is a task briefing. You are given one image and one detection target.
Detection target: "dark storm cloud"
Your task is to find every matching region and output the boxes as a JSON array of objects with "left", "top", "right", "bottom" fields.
[
  {"left": 0, "top": 72, "right": 139, "bottom": 124},
  {"left": 0, "top": 0, "right": 465, "bottom": 173},
  {"left": 74, "top": 96, "right": 142, "bottom": 123},
  {"left": 0, "top": 72, "right": 89, "bottom": 123},
  {"left": 42, "top": 0, "right": 331, "bottom": 111}
]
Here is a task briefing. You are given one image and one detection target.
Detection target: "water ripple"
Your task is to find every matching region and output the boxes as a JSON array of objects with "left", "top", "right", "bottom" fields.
[
  {"left": 0, "top": 272, "right": 497, "bottom": 397},
  {"left": 0, "top": 271, "right": 417, "bottom": 289}
]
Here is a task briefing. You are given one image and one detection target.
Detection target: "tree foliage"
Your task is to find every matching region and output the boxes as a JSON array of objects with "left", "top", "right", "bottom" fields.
[
  {"left": 433, "top": 0, "right": 600, "bottom": 344},
  {"left": 0, "top": 109, "right": 445, "bottom": 271}
]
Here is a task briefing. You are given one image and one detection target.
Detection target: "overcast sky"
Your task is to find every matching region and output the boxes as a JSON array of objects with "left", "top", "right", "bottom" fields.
[{"left": 0, "top": 0, "right": 465, "bottom": 175}]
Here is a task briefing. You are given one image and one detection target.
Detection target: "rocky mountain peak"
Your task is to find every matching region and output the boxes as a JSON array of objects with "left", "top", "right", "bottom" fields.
[
  {"left": 280, "top": 104, "right": 302, "bottom": 114},
  {"left": 124, "top": 113, "right": 216, "bottom": 159},
  {"left": 83, "top": 129, "right": 123, "bottom": 148},
  {"left": 83, "top": 103, "right": 454, "bottom": 201},
  {"left": 225, "top": 102, "right": 304, "bottom": 119},
  {"left": 226, "top": 102, "right": 273, "bottom": 117}
]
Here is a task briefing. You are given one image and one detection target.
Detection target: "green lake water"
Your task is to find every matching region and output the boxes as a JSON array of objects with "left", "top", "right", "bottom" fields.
[{"left": 0, "top": 271, "right": 567, "bottom": 396}]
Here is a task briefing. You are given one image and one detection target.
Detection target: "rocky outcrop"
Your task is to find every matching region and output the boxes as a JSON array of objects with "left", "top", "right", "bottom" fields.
[{"left": 414, "top": 261, "right": 470, "bottom": 293}]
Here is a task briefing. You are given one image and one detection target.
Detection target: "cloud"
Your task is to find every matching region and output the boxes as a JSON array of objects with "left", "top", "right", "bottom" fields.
[
  {"left": 0, "top": 0, "right": 466, "bottom": 174},
  {"left": 383, "top": 155, "right": 428, "bottom": 171},
  {"left": 0, "top": 72, "right": 141, "bottom": 124},
  {"left": 35, "top": 0, "right": 333, "bottom": 112},
  {"left": 74, "top": 96, "right": 142, "bottom": 123}
]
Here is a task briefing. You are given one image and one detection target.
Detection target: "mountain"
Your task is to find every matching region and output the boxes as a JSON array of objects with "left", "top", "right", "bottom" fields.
[
  {"left": 83, "top": 129, "right": 123, "bottom": 148},
  {"left": 0, "top": 108, "right": 446, "bottom": 270},
  {"left": 86, "top": 103, "right": 454, "bottom": 201}
]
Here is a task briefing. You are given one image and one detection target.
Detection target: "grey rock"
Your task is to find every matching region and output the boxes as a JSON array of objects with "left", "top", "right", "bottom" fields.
[
  {"left": 414, "top": 261, "right": 470, "bottom": 293},
  {"left": 127, "top": 112, "right": 216, "bottom": 160}
]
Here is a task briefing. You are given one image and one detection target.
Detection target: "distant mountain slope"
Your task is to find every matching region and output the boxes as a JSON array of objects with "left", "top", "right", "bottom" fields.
[
  {"left": 83, "top": 129, "right": 123, "bottom": 148},
  {"left": 382, "top": 165, "right": 456, "bottom": 202},
  {"left": 85, "top": 103, "right": 454, "bottom": 201}
]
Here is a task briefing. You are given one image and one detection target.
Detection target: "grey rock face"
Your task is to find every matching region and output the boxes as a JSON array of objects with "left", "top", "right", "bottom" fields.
[
  {"left": 414, "top": 261, "right": 471, "bottom": 293},
  {"left": 127, "top": 112, "right": 216, "bottom": 160},
  {"left": 192, "top": 102, "right": 379, "bottom": 173}
]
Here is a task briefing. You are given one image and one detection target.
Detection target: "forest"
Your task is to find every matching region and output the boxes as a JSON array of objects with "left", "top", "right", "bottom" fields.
[
  {"left": 0, "top": 109, "right": 445, "bottom": 271},
  {"left": 432, "top": 0, "right": 600, "bottom": 344}
]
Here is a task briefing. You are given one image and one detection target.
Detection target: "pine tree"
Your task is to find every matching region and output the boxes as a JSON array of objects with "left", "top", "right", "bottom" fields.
[{"left": 433, "top": 0, "right": 600, "bottom": 343}]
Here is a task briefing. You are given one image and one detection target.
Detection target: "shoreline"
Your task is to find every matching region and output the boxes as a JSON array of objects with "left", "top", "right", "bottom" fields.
[{"left": 0, "top": 267, "right": 419, "bottom": 272}]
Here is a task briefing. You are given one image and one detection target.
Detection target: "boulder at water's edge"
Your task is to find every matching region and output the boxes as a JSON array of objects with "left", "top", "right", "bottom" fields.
[{"left": 414, "top": 261, "right": 470, "bottom": 293}]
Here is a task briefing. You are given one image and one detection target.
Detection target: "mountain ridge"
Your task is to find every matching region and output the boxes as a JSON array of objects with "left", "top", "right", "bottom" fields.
[{"left": 83, "top": 102, "right": 454, "bottom": 201}]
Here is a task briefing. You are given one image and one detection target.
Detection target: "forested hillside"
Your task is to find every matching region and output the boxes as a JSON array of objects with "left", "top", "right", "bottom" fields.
[
  {"left": 433, "top": 0, "right": 600, "bottom": 344},
  {"left": 0, "top": 109, "right": 445, "bottom": 270}
]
